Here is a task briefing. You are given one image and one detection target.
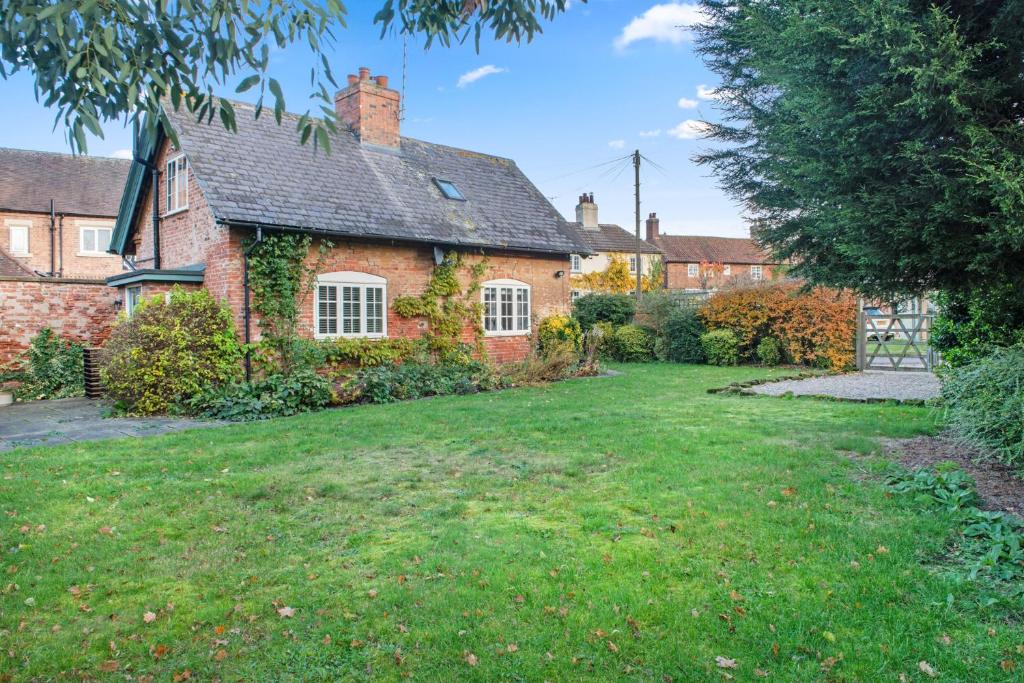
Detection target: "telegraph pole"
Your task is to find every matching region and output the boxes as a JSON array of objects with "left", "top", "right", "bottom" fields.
[{"left": 634, "top": 149, "right": 642, "bottom": 299}]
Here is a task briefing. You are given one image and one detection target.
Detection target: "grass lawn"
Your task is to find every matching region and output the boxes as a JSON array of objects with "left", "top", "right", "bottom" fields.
[{"left": 2, "top": 364, "right": 1021, "bottom": 681}]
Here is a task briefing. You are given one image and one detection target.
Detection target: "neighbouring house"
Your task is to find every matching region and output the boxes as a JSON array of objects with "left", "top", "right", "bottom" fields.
[
  {"left": 567, "top": 193, "right": 662, "bottom": 298},
  {"left": 645, "top": 214, "right": 778, "bottom": 291},
  {"left": 107, "top": 67, "right": 592, "bottom": 364},
  {"left": 0, "top": 148, "right": 130, "bottom": 362}
]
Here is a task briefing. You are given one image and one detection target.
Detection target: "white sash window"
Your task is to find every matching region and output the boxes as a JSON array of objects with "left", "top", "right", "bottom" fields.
[{"left": 315, "top": 272, "right": 387, "bottom": 339}]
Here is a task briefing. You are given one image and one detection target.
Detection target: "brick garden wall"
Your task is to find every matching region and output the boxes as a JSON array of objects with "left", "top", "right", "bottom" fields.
[{"left": 0, "top": 277, "right": 120, "bottom": 364}]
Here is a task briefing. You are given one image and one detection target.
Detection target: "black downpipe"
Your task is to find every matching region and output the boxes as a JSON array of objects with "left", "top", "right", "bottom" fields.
[
  {"left": 57, "top": 214, "right": 64, "bottom": 277},
  {"left": 242, "top": 225, "right": 263, "bottom": 382},
  {"left": 151, "top": 169, "right": 161, "bottom": 269},
  {"left": 49, "top": 199, "right": 56, "bottom": 277}
]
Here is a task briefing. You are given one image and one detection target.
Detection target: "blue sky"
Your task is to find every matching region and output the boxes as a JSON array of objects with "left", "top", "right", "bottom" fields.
[{"left": 0, "top": 1, "right": 747, "bottom": 237}]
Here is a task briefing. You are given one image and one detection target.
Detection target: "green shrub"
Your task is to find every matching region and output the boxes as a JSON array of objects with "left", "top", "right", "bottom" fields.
[
  {"left": 701, "top": 329, "right": 739, "bottom": 366},
  {"left": 932, "top": 286, "right": 1024, "bottom": 367},
  {"left": 756, "top": 337, "right": 784, "bottom": 366},
  {"left": 663, "top": 310, "right": 706, "bottom": 364},
  {"left": 10, "top": 328, "right": 84, "bottom": 400},
  {"left": 101, "top": 288, "right": 244, "bottom": 415},
  {"left": 609, "top": 324, "right": 656, "bottom": 363},
  {"left": 884, "top": 465, "right": 981, "bottom": 512},
  {"left": 941, "top": 347, "right": 1024, "bottom": 467},
  {"left": 187, "top": 367, "right": 331, "bottom": 421},
  {"left": 537, "top": 314, "right": 583, "bottom": 357},
  {"left": 572, "top": 293, "right": 635, "bottom": 331},
  {"left": 354, "top": 360, "right": 500, "bottom": 404},
  {"left": 591, "top": 321, "right": 617, "bottom": 360}
]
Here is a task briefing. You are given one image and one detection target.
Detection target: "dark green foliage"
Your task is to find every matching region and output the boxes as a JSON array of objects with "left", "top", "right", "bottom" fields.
[
  {"left": 101, "top": 288, "right": 243, "bottom": 415},
  {"left": 700, "top": 329, "right": 739, "bottom": 366},
  {"left": 11, "top": 328, "right": 84, "bottom": 401},
  {"left": 355, "top": 361, "right": 500, "bottom": 404},
  {"left": 932, "top": 287, "right": 1024, "bottom": 367},
  {"left": 696, "top": 1, "right": 1024, "bottom": 305},
  {"left": 607, "top": 324, "right": 656, "bottom": 363},
  {"left": 572, "top": 293, "right": 635, "bottom": 331},
  {"left": 1, "top": 0, "right": 573, "bottom": 153},
  {"left": 187, "top": 368, "right": 331, "bottom": 422},
  {"left": 756, "top": 337, "right": 784, "bottom": 366},
  {"left": 941, "top": 347, "right": 1024, "bottom": 467},
  {"left": 884, "top": 465, "right": 981, "bottom": 512},
  {"left": 663, "top": 310, "right": 706, "bottom": 364}
]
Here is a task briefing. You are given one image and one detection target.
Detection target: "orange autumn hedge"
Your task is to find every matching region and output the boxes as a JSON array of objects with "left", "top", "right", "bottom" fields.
[{"left": 698, "top": 282, "right": 857, "bottom": 369}]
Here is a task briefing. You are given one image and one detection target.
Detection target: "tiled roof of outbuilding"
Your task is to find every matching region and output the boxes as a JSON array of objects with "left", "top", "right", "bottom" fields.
[
  {"left": 0, "top": 148, "right": 130, "bottom": 217},
  {"left": 0, "top": 247, "right": 32, "bottom": 277},
  {"left": 567, "top": 223, "right": 662, "bottom": 254},
  {"left": 147, "top": 101, "right": 591, "bottom": 256},
  {"left": 653, "top": 235, "right": 774, "bottom": 265}
]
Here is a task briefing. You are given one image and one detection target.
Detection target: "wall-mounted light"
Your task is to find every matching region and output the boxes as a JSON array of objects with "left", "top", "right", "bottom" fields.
[
  {"left": 554, "top": 270, "right": 565, "bottom": 279},
  {"left": 113, "top": 298, "right": 123, "bottom": 308}
]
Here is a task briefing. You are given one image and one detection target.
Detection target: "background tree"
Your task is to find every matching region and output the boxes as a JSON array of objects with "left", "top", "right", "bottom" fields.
[
  {"left": 697, "top": 260, "right": 724, "bottom": 291},
  {"left": 695, "top": 1, "right": 1024, "bottom": 309},
  {"left": 0, "top": 0, "right": 575, "bottom": 153},
  {"left": 572, "top": 255, "right": 661, "bottom": 294}
]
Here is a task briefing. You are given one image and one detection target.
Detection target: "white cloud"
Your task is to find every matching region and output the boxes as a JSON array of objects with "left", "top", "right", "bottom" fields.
[
  {"left": 697, "top": 84, "right": 722, "bottom": 101},
  {"left": 111, "top": 149, "right": 133, "bottom": 160},
  {"left": 457, "top": 65, "right": 507, "bottom": 88},
  {"left": 639, "top": 129, "right": 661, "bottom": 138},
  {"left": 608, "top": 139, "right": 626, "bottom": 149},
  {"left": 677, "top": 97, "right": 698, "bottom": 109},
  {"left": 668, "top": 119, "right": 711, "bottom": 140},
  {"left": 614, "top": 3, "right": 705, "bottom": 50}
]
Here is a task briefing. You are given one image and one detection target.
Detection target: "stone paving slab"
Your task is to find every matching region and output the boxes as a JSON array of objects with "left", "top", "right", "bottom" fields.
[
  {"left": 748, "top": 370, "right": 941, "bottom": 402},
  {"left": 0, "top": 398, "right": 221, "bottom": 452}
]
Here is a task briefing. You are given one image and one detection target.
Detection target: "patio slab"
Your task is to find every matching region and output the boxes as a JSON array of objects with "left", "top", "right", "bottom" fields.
[{"left": 0, "top": 398, "right": 221, "bottom": 452}]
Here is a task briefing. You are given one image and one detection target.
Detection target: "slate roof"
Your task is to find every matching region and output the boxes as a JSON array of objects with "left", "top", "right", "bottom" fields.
[
  {"left": 567, "top": 223, "right": 662, "bottom": 254},
  {"left": 653, "top": 235, "right": 774, "bottom": 265},
  {"left": 0, "top": 148, "right": 130, "bottom": 217},
  {"left": 148, "top": 101, "right": 591, "bottom": 256},
  {"left": 0, "top": 247, "right": 32, "bottom": 277}
]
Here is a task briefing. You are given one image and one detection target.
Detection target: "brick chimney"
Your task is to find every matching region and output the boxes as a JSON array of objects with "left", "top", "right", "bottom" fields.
[
  {"left": 334, "top": 67, "right": 401, "bottom": 148},
  {"left": 575, "top": 192, "right": 599, "bottom": 230},
  {"left": 646, "top": 212, "right": 660, "bottom": 240}
]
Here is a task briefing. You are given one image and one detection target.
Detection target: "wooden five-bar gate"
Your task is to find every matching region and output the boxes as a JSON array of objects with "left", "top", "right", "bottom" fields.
[{"left": 856, "top": 301, "right": 940, "bottom": 372}]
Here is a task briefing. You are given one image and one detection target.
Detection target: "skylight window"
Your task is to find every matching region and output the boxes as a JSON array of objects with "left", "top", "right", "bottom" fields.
[{"left": 434, "top": 178, "right": 465, "bottom": 201}]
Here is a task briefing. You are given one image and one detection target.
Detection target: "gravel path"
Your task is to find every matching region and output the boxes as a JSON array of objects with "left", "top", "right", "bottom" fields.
[{"left": 749, "top": 371, "right": 941, "bottom": 401}]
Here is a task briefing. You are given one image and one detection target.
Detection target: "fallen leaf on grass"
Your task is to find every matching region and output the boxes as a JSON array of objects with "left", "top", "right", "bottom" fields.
[
  {"left": 277, "top": 606, "right": 295, "bottom": 618},
  {"left": 213, "top": 648, "right": 228, "bottom": 662},
  {"left": 918, "top": 661, "right": 938, "bottom": 678},
  {"left": 607, "top": 641, "right": 619, "bottom": 653},
  {"left": 98, "top": 660, "right": 119, "bottom": 672},
  {"left": 1000, "top": 660, "right": 1016, "bottom": 673},
  {"left": 754, "top": 668, "right": 769, "bottom": 677},
  {"left": 98, "top": 526, "right": 113, "bottom": 535},
  {"left": 143, "top": 611, "right": 156, "bottom": 624},
  {"left": 716, "top": 656, "right": 737, "bottom": 669},
  {"left": 781, "top": 487, "right": 796, "bottom": 497},
  {"left": 464, "top": 651, "right": 478, "bottom": 667}
]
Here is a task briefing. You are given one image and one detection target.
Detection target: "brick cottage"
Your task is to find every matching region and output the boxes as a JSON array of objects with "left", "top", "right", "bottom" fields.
[
  {"left": 108, "top": 67, "right": 592, "bottom": 364},
  {"left": 0, "top": 149, "right": 130, "bottom": 362}
]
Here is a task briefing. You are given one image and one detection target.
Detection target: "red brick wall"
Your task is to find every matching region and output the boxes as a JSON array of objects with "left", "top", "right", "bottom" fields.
[
  {"left": 0, "top": 277, "right": 120, "bottom": 363},
  {"left": 1, "top": 210, "right": 126, "bottom": 279},
  {"left": 665, "top": 262, "right": 776, "bottom": 290},
  {"left": 334, "top": 71, "right": 401, "bottom": 148}
]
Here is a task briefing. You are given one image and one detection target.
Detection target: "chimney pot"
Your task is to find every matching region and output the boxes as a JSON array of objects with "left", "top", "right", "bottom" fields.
[
  {"left": 347, "top": 74, "right": 358, "bottom": 86},
  {"left": 359, "top": 67, "right": 371, "bottom": 81},
  {"left": 375, "top": 75, "right": 389, "bottom": 88},
  {"left": 576, "top": 192, "right": 599, "bottom": 230}
]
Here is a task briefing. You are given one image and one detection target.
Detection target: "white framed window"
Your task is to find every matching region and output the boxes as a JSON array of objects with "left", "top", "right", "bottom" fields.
[
  {"left": 482, "top": 279, "right": 530, "bottom": 336},
  {"left": 79, "top": 224, "right": 113, "bottom": 256},
  {"left": 570, "top": 290, "right": 582, "bottom": 302},
  {"left": 315, "top": 271, "right": 386, "bottom": 339},
  {"left": 125, "top": 286, "right": 142, "bottom": 317},
  {"left": 750, "top": 265, "right": 763, "bottom": 281},
  {"left": 570, "top": 254, "right": 582, "bottom": 273},
  {"left": 687, "top": 263, "right": 699, "bottom": 278},
  {"left": 629, "top": 256, "right": 638, "bottom": 273},
  {"left": 165, "top": 154, "right": 189, "bottom": 214},
  {"left": 723, "top": 264, "right": 731, "bottom": 276},
  {"left": 7, "top": 222, "right": 29, "bottom": 256}
]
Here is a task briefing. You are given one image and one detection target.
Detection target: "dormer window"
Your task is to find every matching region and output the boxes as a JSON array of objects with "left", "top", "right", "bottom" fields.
[{"left": 434, "top": 178, "right": 465, "bottom": 201}]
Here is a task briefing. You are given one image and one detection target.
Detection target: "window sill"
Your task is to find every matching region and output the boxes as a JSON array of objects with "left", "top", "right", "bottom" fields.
[
  {"left": 483, "top": 330, "right": 531, "bottom": 338},
  {"left": 315, "top": 333, "right": 388, "bottom": 341},
  {"left": 10, "top": 253, "right": 30, "bottom": 258},
  {"left": 77, "top": 252, "right": 116, "bottom": 258},
  {"left": 162, "top": 207, "right": 189, "bottom": 218}
]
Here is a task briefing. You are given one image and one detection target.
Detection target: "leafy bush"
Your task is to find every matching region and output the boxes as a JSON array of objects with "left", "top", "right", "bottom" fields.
[
  {"left": 932, "top": 286, "right": 1024, "bottom": 367},
  {"left": 572, "top": 293, "right": 635, "bottom": 331},
  {"left": 10, "top": 328, "right": 84, "bottom": 400},
  {"left": 354, "top": 360, "right": 501, "bottom": 403},
  {"left": 101, "top": 288, "right": 243, "bottom": 415},
  {"left": 537, "top": 314, "right": 583, "bottom": 357},
  {"left": 941, "top": 347, "right": 1024, "bottom": 467},
  {"left": 608, "top": 324, "right": 656, "bottom": 362},
  {"left": 698, "top": 282, "right": 856, "bottom": 369},
  {"left": 188, "top": 368, "right": 331, "bottom": 421},
  {"left": 663, "top": 310, "right": 706, "bottom": 364},
  {"left": 884, "top": 465, "right": 981, "bottom": 512},
  {"left": 701, "top": 329, "right": 739, "bottom": 366},
  {"left": 756, "top": 337, "right": 784, "bottom": 366}
]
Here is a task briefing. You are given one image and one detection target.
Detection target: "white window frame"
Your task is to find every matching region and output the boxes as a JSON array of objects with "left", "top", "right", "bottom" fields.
[
  {"left": 482, "top": 279, "right": 531, "bottom": 337},
  {"left": 165, "top": 154, "right": 189, "bottom": 215},
  {"left": 629, "top": 255, "right": 638, "bottom": 274},
  {"left": 570, "top": 254, "right": 582, "bottom": 273},
  {"left": 570, "top": 290, "right": 582, "bottom": 302},
  {"left": 6, "top": 221, "right": 30, "bottom": 256},
  {"left": 125, "top": 286, "right": 142, "bottom": 317},
  {"left": 78, "top": 222, "right": 114, "bottom": 257},
  {"left": 723, "top": 264, "right": 731, "bottom": 276},
  {"left": 750, "top": 265, "right": 763, "bottom": 281},
  {"left": 314, "top": 271, "right": 387, "bottom": 339},
  {"left": 687, "top": 263, "right": 699, "bottom": 278}
]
